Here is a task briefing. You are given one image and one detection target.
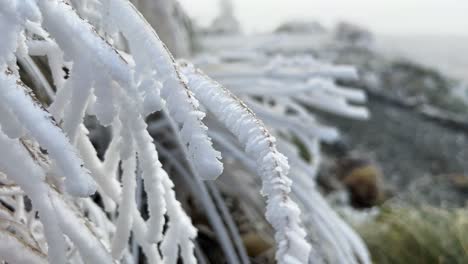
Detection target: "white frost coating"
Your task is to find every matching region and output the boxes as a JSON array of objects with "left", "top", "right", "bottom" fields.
[
  {"left": 114, "top": 90, "right": 167, "bottom": 248},
  {"left": 0, "top": 1, "right": 372, "bottom": 263},
  {"left": 244, "top": 97, "right": 340, "bottom": 143},
  {"left": 0, "top": 131, "right": 66, "bottom": 264},
  {"left": 0, "top": 102, "right": 25, "bottom": 138},
  {"left": 27, "top": 39, "right": 69, "bottom": 103},
  {"left": 77, "top": 126, "right": 121, "bottom": 200},
  {"left": 50, "top": 191, "right": 114, "bottom": 264},
  {"left": 62, "top": 60, "right": 93, "bottom": 143},
  {"left": 306, "top": 79, "right": 366, "bottom": 103},
  {"left": 0, "top": 185, "right": 23, "bottom": 196},
  {"left": 0, "top": 71, "right": 96, "bottom": 197},
  {"left": 107, "top": 0, "right": 223, "bottom": 180},
  {"left": 197, "top": 39, "right": 371, "bottom": 262},
  {"left": 162, "top": 78, "right": 223, "bottom": 180},
  {"left": 181, "top": 63, "right": 311, "bottom": 263},
  {"left": 0, "top": 1, "right": 202, "bottom": 263},
  {"left": 266, "top": 55, "right": 359, "bottom": 81},
  {"left": 117, "top": 90, "right": 197, "bottom": 261},
  {"left": 75, "top": 127, "right": 164, "bottom": 263},
  {"left": 93, "top": 77, "right": 118, "bottom": 126},
  {"left": 293, "top": 89, "right": 369, "bottom": 120},
  {"left": 123, "top": 102, "right": 166, "bottom": 243},
  {"left": 37, "top": 0, "right": 131, "bottom": 127},
  {"left": 0, "top": 1, "right": 22, "bottom": 68},
  {"left": 0, "top": 231, "right": 47, "bottom": 264},
  {"left": 111, "top": 154, "right": 136, "bottom": 260},
  {"left": 48, "top": 75, "right": 72, "bottom": 120},
  {"left": 37, "top": 0, "right": 131, "bottom": 87},
  {"left": 160, "top": 173, "right": 197, "bottom": 264}
]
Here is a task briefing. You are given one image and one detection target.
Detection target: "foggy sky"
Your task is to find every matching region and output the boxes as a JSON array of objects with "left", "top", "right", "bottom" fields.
[{"left": 178, "top": 0, "right": 468, "bottom": 36}]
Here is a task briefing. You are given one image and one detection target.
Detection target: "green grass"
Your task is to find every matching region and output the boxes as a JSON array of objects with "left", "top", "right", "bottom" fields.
[{"left": 352, "top": 205, "right": 468, "bottom": 264}]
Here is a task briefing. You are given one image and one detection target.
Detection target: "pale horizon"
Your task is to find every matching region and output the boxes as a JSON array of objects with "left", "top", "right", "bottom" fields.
[{"left": 178, "top": 0, "right": 468, "bottom": 36}]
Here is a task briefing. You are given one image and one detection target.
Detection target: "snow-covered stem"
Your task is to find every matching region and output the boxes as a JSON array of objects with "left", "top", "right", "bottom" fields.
[
  {"left": 111, "top": 153, "right": 137, "bottom": 260},
  {"left": 155, "top": 119, "right": 243, "bottom": 264},
  {"left": 0, "top": 132, "right": 66, "bottom": 264},
  {"left": 0, "top": 71, "right": 96, "bottom": 197},
  {"left": 180, "top": 62, "right": 312, "bottom": 263},
  {"left": 0, "top": 230, "right": 47, "bottom": 264}
]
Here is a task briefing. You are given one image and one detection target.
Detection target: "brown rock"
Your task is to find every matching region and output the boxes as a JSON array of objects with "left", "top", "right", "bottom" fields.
[
  {"left": 337, "top": 158, "right": 384, "bottom": 208},
  {"left": 448, "top": 174, "right": 468, "bottom": 190},
  {"left": 242, "top": 232, "right": 273, "bottom": 258}
]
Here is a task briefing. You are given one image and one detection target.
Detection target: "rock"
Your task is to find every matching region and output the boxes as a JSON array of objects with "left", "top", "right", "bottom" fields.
[
  {"left": 334, "top": 22, "right": 373, "bottom": 47},
  {"left": 242, "top": 232, "right": 273, "bottom": 257},
  {"left": 275, "top": 20, "right": 326, "bottom": 34},
  {"left": 448, "top": 174, "right": 468, "bottom": 191},
  {"left": 336, "top": 157, "right": 384, "bottom": 208}
]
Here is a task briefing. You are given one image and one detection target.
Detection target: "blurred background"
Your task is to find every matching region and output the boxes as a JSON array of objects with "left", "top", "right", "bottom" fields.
[
  {"left": 179, "top": 0, "right": 468, "bottom": 81},
  {"left": 165, "top": 1, "right": 468, "bottom": 262},
  {"left": 4, "top": 1, "right": 468, "bottom": 263}
]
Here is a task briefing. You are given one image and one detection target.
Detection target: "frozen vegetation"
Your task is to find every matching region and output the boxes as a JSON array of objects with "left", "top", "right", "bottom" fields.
[
  {"left": 1, "top": 0, "right": 467, "bottom": 263},
  {"left": 0, "top": 0, "right": 374, "bottom": 263}
]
